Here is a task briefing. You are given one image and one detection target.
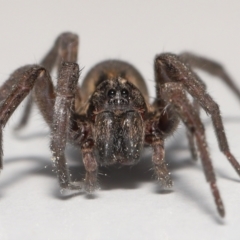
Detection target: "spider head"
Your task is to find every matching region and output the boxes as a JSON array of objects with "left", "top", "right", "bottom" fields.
[
  {"left": 87, "top": 77, "right": 147, "bottom": 119},
  {"left": 86, "top": 77, "right": 147, "bottom": 165}
]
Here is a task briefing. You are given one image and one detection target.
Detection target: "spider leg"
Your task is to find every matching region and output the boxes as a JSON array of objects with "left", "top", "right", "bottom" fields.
[
  {"left": 42, "top": 32, "right": 78, "bottom": 72},
  {"left": 67, "top": 113, "right": 99, "bottom": 193},
  {"left": 51, "top": 61, "right": 98, "bottom": 192},
  {"left": 179, "top": 52, "right": 240, "bottom": 100},
  {"left": 0, "top": 65, "right": 47, "bottom": 169},
  {"left": 80, "top": 136, "right": 99, "bottom": 193},
  {"left": 50, "top": 61, "right": 83, "bottom": 190},
  {"left": 186, "top": 130, "right": 198, "bottom": 161},
  {"left": 186, "top": 99, "right": 200, "bottom": 161},
  {"left": 152, "top": 139, "right": 173, "bottom": 188},
  {"left": 161, "top": 82, "right": 225, "bottom": 217},
  {"left": 179, "top": 52, "right": 240, "bottom": 158},
  {"left": 145, "top": 111, "right": 179, "bottom": 188},
  {"left": 155, "top": 53, "right": 240, "bottom": 177},
  {"left": 15, "top": 32, "right": 79, "bottom": 129}
]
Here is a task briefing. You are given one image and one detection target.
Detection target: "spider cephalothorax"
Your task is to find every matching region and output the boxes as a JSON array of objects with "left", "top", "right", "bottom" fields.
[
  {"left": 0, "top": 32, "right": 240, "bottom": 218},
  {"left": 88, "top": 77, "right": 147, "bottom": 166}
]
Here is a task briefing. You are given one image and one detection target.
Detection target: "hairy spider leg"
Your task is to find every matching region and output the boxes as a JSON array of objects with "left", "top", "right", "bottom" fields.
[
  {"left": 15, "top": 32, "right": 79, "bottom": 129},
  {"left": 162, "top": 82, "right": 224, "bottom": 217},
  {"left": 180, "top": 52, "right": 240, "bottom": 99},
  {"left": 155, "top": 53, "right": 240, "bottom": 217},
  {"left": 0, "top": 65, "right": 46, "bottom": 169},
  {"left": 180, "top": 52, "right": 240, "bottom": 161},
  {"left": 155, "top": 53, "right": 240, "bottom": 177}
]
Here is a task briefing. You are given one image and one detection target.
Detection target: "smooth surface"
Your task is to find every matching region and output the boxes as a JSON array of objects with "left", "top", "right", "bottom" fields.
[{"left": 0, "top": 1, "right": 240, "bottom": 239}]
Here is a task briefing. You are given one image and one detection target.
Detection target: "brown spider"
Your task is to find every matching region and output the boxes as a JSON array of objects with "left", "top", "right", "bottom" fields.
[{"left": 0, "top": 32, "right": 240, "bottom": 218}]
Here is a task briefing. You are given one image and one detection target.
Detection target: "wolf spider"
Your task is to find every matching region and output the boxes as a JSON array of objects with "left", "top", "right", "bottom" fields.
[{"left": 0, "top": 32, "right": 239, "bottom": 217}]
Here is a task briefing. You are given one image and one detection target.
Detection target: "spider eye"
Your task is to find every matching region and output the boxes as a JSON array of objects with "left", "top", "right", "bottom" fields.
[
  {"left": 108, "top": 89, "right": 116, "bottom": 98},
  {"left": 121, "top": 89, "right": 129, "bottom": 98}
]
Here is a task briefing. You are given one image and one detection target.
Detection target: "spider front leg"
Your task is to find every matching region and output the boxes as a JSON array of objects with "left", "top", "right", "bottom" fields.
[
  {"left": 69, "top": 114, "right": 99, "bottom": 193},
  {"left": 152, "top": 140, "right": 173, "bottom": 188},
  {"left": 50, "top": 61, "right": 83, "bottom": 190},
  {"left": 161, "top": 82, "right": 225, "bottom": 217},
  {"left": 51, "top": 61, "right": 98, "bottom": 192},
  {"left": 80, "top": 137, "right": 99, "bottom": 193},
  {"left": 155, "top": 53, "right": 240, "bottom": 177},
  {"left": 145, "top": 109, "right": 179, "bottom": 188}
]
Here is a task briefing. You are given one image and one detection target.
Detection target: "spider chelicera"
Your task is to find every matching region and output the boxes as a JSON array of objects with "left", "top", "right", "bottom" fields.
[{"left": 0, "top": 32, "right": 239, "bottom": 217}]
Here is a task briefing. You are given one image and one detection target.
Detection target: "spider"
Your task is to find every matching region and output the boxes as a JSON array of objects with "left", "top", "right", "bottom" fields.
[{"left": 0, "top": 32, "right": 239, "bottom": 218}]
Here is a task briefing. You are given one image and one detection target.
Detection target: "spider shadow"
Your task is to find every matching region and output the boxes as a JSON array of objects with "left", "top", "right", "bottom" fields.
[
  {"left": 0, "top": 155, "right": 87, "bottom": 200},
  {"left": 0, "top": 142, "right": 192, "bottom": 199},
  {"left": 66, "top": 131, "right": 223, "bottom": 222},
  {"left": 1, "top": 115, "right": 240, "bottom": 222},
  {"left": 65, "top": 141, "right": 194, "bottom": 190},
  {"left": 0, "top": 156, "right": 53, "bottom": 187},
  {"left": 60, "top": 135, "right": 227, "bottom": 223}
]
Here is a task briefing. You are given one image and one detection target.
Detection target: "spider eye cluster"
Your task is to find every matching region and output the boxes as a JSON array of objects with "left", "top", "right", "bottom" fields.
[
  {"left": 107, "top": 88, "right": 130, "bottom": 106},
  {"left": 107, "top": 88, "right": 129, "bottom": 98}
]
